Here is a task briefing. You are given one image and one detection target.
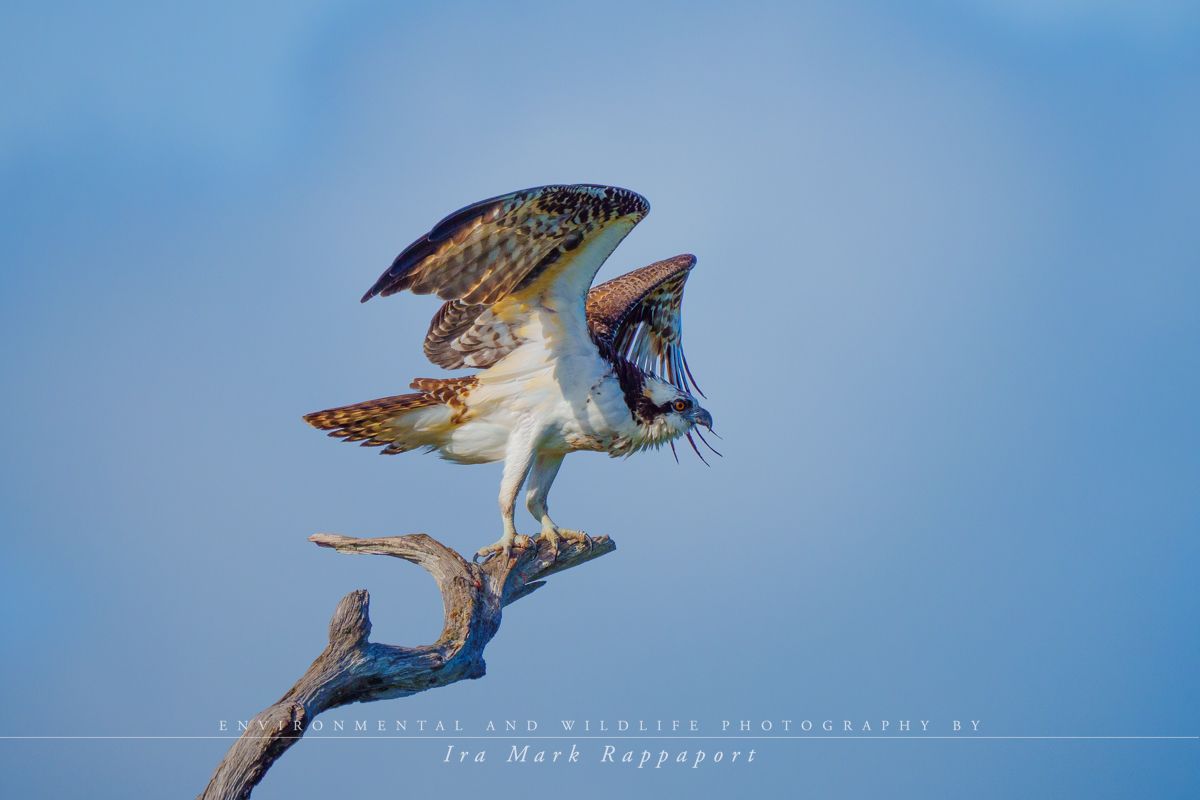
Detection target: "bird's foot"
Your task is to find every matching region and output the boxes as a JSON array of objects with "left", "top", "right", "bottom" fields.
[
  {"left": 473, "top": 534, "right": 535, "bottom": 565},
  {"left": 538, "top": 527, "right": 594, "bottom": 562}
]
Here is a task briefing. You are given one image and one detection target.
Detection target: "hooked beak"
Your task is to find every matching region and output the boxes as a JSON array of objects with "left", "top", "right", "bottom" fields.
[{"left": 683, "top": 406, "right": 721, "bottom": 464}]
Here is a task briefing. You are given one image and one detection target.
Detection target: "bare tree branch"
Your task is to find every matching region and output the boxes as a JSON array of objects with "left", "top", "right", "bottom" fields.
[{"left": 197, "top": 533, "right": 615, "bottom": 800}]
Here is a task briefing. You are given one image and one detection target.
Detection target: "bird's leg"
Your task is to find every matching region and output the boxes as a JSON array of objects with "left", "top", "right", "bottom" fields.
[
  {"left": 526, "top": 452, "right": 592, "bottom": 560},
  {"left": 475, "top": 422, "right": 538, "bottom": 564}
]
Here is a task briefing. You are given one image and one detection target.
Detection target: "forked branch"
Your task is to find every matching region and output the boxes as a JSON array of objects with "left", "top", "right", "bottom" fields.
[{"left": 197, "top": 533, "right": 615, "bottom": 800}]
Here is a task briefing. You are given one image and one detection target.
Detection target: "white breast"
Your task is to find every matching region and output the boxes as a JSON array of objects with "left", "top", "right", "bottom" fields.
[{"left": 442, "top": 303, "right": 637, "bottom": 461}]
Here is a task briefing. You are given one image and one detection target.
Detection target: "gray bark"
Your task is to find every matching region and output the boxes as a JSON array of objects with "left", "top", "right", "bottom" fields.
[{"left": 197, "top": 532, "right": 615, "bottom": 800}]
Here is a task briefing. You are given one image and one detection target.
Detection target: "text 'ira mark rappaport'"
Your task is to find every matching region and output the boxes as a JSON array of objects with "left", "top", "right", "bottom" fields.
[{"left": 442, "top": 745, "right": 757, "bottom": 767}]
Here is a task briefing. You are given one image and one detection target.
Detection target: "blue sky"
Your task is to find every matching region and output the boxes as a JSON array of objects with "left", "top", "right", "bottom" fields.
[{"left": 1, "top": 1, "right": 1197, "bottom": 797}]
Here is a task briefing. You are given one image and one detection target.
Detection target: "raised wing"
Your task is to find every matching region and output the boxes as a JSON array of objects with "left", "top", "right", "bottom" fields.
[
  {"left": 586, "top": 254, "right": 702, "bottom": 396},
  {"left": 363, "top": 185, "right": 649, "bottom": 370}
]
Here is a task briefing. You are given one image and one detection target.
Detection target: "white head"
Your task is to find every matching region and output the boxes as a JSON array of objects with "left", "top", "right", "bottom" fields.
[{"left": 629, "top": 374, "right": 715, "bottom": 457}]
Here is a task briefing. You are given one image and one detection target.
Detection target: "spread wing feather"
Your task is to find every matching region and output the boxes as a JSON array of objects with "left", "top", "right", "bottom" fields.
[
  {"left": 585, "top": 254, "right": 702, "bottom": 396},
  {"left": 423, "top": 300, "right": 488, "bottom": 369},
  {"left": 362, "top": 184, "right": 650, "bottom": 370},
  {"left": 424, "top": 301, "right": 524, "bottom": 370}
]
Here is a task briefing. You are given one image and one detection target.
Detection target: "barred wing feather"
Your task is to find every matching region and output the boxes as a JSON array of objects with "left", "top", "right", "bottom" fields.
[
  {"left": 585, "top": 254, "right": 702, "bottom": 396},
  {"left": 362, "top": 184, "right": 650, "bottom": 370}
]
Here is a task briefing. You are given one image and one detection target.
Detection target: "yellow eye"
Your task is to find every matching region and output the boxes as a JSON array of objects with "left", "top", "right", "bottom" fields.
[{"left": 673, "top": 399, "right": 688, "bottom": 412}]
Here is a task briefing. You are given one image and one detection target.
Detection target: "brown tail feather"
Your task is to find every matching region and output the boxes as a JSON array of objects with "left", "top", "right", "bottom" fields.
[
  {"left": 302, "top": 393, "right": 437, "bottom": 451},
  {"left": 302, "top": 376, "right": 479, "bottom": 455}
]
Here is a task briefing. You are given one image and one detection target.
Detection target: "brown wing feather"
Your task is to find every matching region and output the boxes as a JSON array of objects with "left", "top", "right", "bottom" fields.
[
  {"left": 362, "top": 184, "right": 649, "bottom": 306},
  {"left": 363, "top": 185, "right": 649, "bottom": 371},
  {"left": 586, "top": 254, "right": 701, "bottom": 395},
  {"left": 423, "top": 300, "right": 488, "bottom": 369},
  {"left": 423, "top": 299, "right": 527, "bottom": 370}
]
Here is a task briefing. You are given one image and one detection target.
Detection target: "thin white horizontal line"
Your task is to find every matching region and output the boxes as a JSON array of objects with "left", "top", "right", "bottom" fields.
[{"left": 0, "top": 736, "right": 1195, "bottom": 740}]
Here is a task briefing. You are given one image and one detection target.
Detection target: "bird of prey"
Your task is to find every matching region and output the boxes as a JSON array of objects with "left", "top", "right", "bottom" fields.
[{"left": 304, "top": 184, "right": 715, "bottom": 562}]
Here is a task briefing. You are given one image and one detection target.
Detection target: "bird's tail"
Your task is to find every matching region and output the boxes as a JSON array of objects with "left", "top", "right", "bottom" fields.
[{"left": 303, "top": 377, "right": 477, "bottom": 455}]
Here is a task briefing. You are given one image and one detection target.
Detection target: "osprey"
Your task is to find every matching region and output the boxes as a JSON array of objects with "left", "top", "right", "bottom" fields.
[{"left": 304, "top": 184, "right": 714, "bottom": 562}]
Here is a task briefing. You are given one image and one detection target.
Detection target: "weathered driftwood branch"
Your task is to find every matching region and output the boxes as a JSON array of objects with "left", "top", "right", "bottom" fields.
[{"left": 198, "top": 532, "right": 615, "bottom": 800}]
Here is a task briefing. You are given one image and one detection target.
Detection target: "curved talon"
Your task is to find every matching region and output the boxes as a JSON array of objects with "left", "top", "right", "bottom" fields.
[
  {"left": 517, "top": 535, "right": 538, "bottom": 563},
  {"left": 583, "top": 532, "right": 594, "bottom": 553},
  {"left": 473, "top": 540, "right": 508, "bottom": 565}
]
